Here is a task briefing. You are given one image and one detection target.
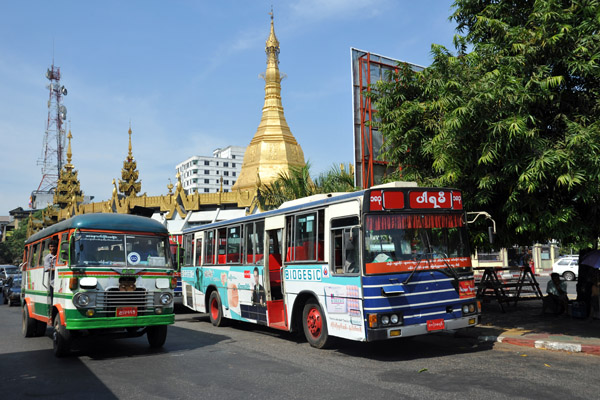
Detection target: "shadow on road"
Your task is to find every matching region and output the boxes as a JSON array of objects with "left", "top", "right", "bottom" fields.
[
  {"left": 182, "top": 312, "right": 493, "bottom": 360},
  {"left": 0, "top": 348, "right": 119, "bottom": 399},
  {"left": 69, "top": 325, "right": 230, "bottom": 361}
]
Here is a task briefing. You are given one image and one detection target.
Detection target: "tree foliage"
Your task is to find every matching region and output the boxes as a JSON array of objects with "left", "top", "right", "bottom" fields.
[
  {"left": 373, "top": 0, "right": 600, "bottom": 248},
  {"left": 258, "top": 162, "right": 356, "bottom": 210},
  {"left": 0, "top": 218, "right": 28, "bottom": 264}
]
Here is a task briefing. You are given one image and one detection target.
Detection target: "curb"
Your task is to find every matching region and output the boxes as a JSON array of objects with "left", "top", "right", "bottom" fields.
[{"left": 477, "top": 335, "right": 600, "bottom": 355}]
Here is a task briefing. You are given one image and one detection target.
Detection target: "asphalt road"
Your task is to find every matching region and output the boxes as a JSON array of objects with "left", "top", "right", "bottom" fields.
[{"left": 1, "top": 300, "right": 599, "bottom": 400}]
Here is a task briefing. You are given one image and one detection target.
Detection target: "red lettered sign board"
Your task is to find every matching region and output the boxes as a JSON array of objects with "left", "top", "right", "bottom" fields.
[
  {"left": 426, "top": 319, "right": 445, "bottom": 331},
  {"left": 116, "top": 307, "right": 138, "bottom": 317},
  {"left": 369, "top": 190, "right": 383, "bottom": 211},
  {"left": 458, "top": 279, "right": 476, "bottom": 298},
  {"left": 409, "top": 191, "right": 452, "bottom": 209},
  {"left": 452, "top": 191, "right": 463, "bottom": 210}
]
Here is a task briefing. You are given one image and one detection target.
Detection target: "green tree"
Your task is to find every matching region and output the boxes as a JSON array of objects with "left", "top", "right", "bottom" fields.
[
  {"left": 0, "top": 218, "right": 28, "bottom": 264},
  {"left": 258, "top": 162, "right": 356, "bottom": 210},
  {"left": 373, "top": 0, "right": 600, "bottom": 248}
]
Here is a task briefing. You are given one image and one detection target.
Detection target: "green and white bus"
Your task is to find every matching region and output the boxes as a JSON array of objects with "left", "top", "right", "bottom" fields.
[{"left": 22, "top": 213, "right": 176, "bottom": 356}]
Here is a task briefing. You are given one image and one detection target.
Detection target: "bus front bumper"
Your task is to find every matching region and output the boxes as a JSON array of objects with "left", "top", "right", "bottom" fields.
[
  {"left": 366, "top": 315, "right": 480, "bottom": 341},
  {"left": 65, "top": 314, "right": 175, "bottom": 330}
]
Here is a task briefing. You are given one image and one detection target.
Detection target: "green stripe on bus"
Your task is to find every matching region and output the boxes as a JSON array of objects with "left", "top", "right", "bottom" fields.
[
  {"left": 65, "top": 314, "right": 174, "bottom": 330},
  {"left": 23, "top": 290, "right": 73, "bottom": 299}
]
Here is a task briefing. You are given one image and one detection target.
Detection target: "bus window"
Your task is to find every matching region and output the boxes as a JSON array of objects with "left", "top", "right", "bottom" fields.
[
  {"left": 183, "top": 234, "right": 194, "bottom": 266},
  {"left": 31, "top": 243, "right": 41, "bottom": 268},
  {"left": 226, "top": 226, "right": 241, "bottom": 263},
  {"left": 287, "top": 210, "right": 324, "bottom": 262},
  {"left": 56, "top": 232, "right": 69, "bottom": 266},
  {"left": 40, "top": 239, "right": 50, "bottom": 266},
  {"left": 72, "top": 232, "right": 172, "bottom": 267},
  {"left": 217, "top": 228, "right": 227, "bottom": 264},
  {"left": 331, "top": 216, "right": 360, "bottom": 275},
  {"left": 195, "top": 237, "right": 202, "bottom": 266},
  {"left": 364, "top": 213, "right": 469, "bottom": 271},
  {"left": 246, "top": 221, "right": 265, "bottom": 264},
  {"left": 244, "top": 222, "right": 254, "bottom": 263},
  {"left": 255, "top": 221, "right": 265, "bottom": 263},
  {"left": 204, "top": 230, "right": 215, "bottom": 265}
]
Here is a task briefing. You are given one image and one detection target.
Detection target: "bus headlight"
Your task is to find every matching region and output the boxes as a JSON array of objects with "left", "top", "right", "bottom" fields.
[
  {"left": 159, "top": 293, "right": 173, "bottom": 306},
  {"left": 462, "top": 303, "right": 477, "bottom": 315},
  {"left": 381, "top": 315, "right": 390, "bottom": 325},
  {"left": 73, "top": 292, "right": 94, "bottom": 307},
  {"left": 390, "top": 314, "right": 399, "bottom": 324}
]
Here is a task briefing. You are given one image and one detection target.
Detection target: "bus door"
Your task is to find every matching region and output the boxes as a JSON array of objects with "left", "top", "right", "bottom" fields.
[{"left": 264, "top": 215, "right": 287, "bottom": 329}]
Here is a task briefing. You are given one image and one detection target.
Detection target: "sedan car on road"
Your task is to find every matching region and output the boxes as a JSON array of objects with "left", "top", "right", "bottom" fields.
[
  {"left": 2, "top": 274, "right": 21, "bottom": 306},
  {"left": 552, "top": 256, "right": 579, "bottom": 281}
]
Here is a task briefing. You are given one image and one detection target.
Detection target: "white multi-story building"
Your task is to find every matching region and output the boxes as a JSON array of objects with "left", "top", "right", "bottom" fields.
[{"left": 176, "top": 146, "right": 245, "bottom": 194}]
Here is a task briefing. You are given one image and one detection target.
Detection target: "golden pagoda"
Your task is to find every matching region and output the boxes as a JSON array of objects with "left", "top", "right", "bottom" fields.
[
  {"left": 118, "top": 125, "right": 142, "bottom": 197},
  {"left": 232, "top": 12, "right": 306, "bottom": 192}
]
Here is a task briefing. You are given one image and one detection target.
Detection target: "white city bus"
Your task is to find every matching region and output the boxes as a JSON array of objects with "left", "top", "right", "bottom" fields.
[{"left": 181, "top": 182, "right": 480, "bottom": 348}]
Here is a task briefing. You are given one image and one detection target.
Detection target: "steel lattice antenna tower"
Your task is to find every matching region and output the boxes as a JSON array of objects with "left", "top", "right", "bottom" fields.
[{"left": 37, "top": 61, "right": 68, "bottom": 192}]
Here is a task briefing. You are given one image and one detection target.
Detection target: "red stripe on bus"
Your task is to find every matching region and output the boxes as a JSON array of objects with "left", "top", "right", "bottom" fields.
[{"left": 365, "top": 257, "right": 471, "bottom": 274}]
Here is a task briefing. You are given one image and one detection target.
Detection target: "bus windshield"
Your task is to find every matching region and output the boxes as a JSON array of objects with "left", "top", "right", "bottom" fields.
[
  {"left": 364, "top": 213, "right": 470, "bottom": 273},
  {"left": 73, "top": 232, "right": 172, "bottom": 268}
]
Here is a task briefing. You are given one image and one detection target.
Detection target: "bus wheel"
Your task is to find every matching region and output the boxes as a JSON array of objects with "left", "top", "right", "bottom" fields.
[
  {"left": 209, "top": 291, "right": 226, "bottom": 327},
  {"left": 52, "top": 315, "right": 71, "bottom": 357},
  {"left": 302, "top": 300, "right": 332, "bottom": 349},
  {"left": 22, "top": 305, "right": 37, "bottom": 338},
  {"left": 35, "top": 320, "right": 47, "bottom": 337},
  {"left": 147, "top": 325, "right": 168, "bottom": 348}
]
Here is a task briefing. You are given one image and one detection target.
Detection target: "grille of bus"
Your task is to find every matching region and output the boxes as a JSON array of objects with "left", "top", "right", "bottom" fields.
[{"left": 95, "top": 289, "right": 154, "bottom": 314}]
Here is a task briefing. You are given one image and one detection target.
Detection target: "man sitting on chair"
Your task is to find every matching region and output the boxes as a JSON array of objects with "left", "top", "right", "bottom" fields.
[{"left": 544, "top": 272, "right": 568, "bottom": 315}]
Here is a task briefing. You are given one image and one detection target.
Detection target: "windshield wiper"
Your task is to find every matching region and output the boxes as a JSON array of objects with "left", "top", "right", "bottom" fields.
[
  {"left": 434, "top": 251, "right": 460, "bottom": 281},
  {"left": 403, "top": 252, "right": 429, "bottom": 284}
]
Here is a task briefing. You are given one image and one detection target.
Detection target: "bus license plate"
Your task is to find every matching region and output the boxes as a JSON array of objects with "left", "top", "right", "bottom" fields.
[
  {"left": 116, "top": 307, "right": 138, "bottom": 317},
  {"left": 426, "top": 319, "right": 445, "bottom": 331}
]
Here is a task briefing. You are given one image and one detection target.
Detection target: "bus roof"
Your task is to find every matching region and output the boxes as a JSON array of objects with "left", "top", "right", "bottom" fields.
[
  {"left": 181, "top": 183, "right": 464, "bottom": 234},
  {"left": 26, "top": 213, "right": 169, "bottom": 244},
  {"left": 183, "top": 190, "right": 366, "bottom": 234}
]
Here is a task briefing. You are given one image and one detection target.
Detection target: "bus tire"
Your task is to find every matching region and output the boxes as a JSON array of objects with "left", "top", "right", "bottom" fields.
[
  {"left": 52, "top": 315, "right": 71, "bottom": 357},
  {"left": 35, "top": 320, "right": 48, "bottom": 337},
  {"left": 22, "top": 306, "right": 37, "bottom": 338},
  {"left": 147, "top": 325, "right": 168, "bottom": 348},
  {"left": 302, "top": 299, "right": 332, "bottom": 349},
  {"left": 209, "top": 291, "right": 226, "bottom": 327}
]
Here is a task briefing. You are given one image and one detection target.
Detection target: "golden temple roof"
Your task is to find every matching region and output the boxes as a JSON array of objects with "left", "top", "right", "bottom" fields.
[
  {"left": 232, "top": 12, "right": 305, "bottom": 193},
  {"left": 53, "top": 129, "right": 83, "bottom": 211},
  {"left": 118, "top": 125, "right": 142, "bottom": 197}
]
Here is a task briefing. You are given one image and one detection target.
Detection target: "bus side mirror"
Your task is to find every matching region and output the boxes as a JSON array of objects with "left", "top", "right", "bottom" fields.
[{"left": 488, "top": 226, "right": 495, "bottom": 244}]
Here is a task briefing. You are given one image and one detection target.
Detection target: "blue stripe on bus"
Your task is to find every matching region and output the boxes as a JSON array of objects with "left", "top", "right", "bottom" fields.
[{"left": 361, "top": 271, "right": 473, "bottom": 323}]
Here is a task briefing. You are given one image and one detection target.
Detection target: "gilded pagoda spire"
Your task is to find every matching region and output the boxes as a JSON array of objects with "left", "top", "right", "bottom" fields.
[
  {"left": 232, "top": 11, "right": 305, "bottom": 193},
  {"left": 118, "top": 125, "right": 142, "bottom": 197},
  {"left": 53, "top": 129, "right": 83, "bottom": 209}
]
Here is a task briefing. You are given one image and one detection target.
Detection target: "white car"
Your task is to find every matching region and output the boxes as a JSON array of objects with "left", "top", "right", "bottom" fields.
[{"left": 552, "top": 256, "right": 579, "bottom": 281}]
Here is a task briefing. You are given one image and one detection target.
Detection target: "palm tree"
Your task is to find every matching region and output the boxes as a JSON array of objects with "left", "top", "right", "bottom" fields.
[{"left": 257, "top": 162, "right": 356, "bottom": 210}]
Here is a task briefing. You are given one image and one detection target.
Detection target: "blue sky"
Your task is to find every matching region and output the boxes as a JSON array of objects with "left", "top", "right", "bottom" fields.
[{"left": 0, "top": 0, "right": 458, "bottom": 215}]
